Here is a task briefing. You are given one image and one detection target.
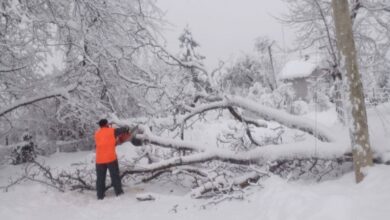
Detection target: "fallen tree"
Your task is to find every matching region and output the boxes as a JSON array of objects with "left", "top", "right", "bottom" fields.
[
  {"left": 1, "top": 94, "right": 352, "bottom": 197},
  {"left": 105, "top": 94, "right": 353, "bottom": 197},
  {"left": 0, "top": 43, "right": 355, "bottom": 199}
]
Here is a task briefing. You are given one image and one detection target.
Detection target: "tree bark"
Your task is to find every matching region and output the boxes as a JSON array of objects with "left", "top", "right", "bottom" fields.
[{"left": 331, "top": 0, "right": 373, "bottom": 183}]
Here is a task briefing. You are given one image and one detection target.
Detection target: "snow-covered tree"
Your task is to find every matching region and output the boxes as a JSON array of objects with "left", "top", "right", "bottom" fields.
[
  {"left": 0, "top": 0, "right": 163, "bottom": 148},
  {"left": 178, "top": 27, "right": 210, "bottom": 94},
  {"left": 281, "top": 0, "right": 390, "bottom": 95},
  {"left": 0, "top": 0, "right": 71, "bottom": 145},
  {"left": 222, "top": 55, "right": 268, "bottom": 96},
  {"left": 179, "top": 27, "right": 205, "bottom": 63}
]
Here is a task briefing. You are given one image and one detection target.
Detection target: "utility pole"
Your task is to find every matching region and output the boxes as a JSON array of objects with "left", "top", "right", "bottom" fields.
[
  {"left": 331, "top": 0, "right": 373, "bottom": 183},
  {"left": 267, "top": 43, "right": 277, "bottom": 90}
]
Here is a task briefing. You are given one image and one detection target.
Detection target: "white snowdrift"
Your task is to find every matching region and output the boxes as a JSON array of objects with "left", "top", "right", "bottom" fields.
[{"left": 1, "top": 159, "right": 390, "bottom": 220}]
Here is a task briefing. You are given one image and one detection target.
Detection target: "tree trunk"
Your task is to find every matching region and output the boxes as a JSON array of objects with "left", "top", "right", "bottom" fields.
[{"left": 331, "top": 0, "right": 373, "bottom": 183}]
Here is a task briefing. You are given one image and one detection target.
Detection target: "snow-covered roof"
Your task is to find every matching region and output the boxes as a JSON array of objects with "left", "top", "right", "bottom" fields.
[{"left": 278, "top": 59, "right": 318, "bottom": 80}]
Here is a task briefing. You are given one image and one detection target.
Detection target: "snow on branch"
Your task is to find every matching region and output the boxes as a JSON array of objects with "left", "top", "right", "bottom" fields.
[
  {"left": 136, "top": 133, "right": 207, "bottom": 152},
  {"left": 182, "top": 96, "right": 338, "bottom": 142},
  {"left": 180, "top": 101, "right": 267, "bottom": 128},
  {"left": 0, "top": 65, "right": 28, "bottom": 73},
  {"left": 0, "top": 84, "right": 78, "bottom": 117},
  {"left": 113, "top": 63, "right": 161, "bottom": 89},
  {"left": 191, "top": 171, "right": 265, "bottom": 198},
  {"left": 150, "top": 43, "right": 209, "bottom": 75},
  {"left": 225, "top": 96, "right": 339, "bottom": 142},
  {"left": 124, "top": 137, "right": 348, "bottom": 175}
]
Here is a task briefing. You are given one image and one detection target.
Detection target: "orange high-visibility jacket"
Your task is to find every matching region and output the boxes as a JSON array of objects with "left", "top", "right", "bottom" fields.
[{"left": 95, "top": 127, "right": 117, "bottom": 164}]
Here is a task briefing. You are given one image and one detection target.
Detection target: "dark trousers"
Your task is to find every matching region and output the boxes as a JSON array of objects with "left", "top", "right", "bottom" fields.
[{"left": 96, "top": 160, "right": 124, "bottom": 199}]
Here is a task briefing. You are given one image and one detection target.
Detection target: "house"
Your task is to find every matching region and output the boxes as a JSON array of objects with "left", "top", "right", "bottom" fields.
[{"left": 278, "top": 56, "right": 327, "bottom": 101}]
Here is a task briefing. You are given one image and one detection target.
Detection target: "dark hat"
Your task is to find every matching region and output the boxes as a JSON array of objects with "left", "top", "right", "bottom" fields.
[{"left": 98, "top": 119, "right": 108, "bottom": 127}]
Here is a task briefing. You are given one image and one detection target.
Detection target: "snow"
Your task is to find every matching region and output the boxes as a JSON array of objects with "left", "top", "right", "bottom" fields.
[
  {"left": 254, "top": 166, "right": 390, "bottom": 220},
  {"left": 305, "top": 111, "right": 338, "bottom": 128},
  {"left": 278, "top": 59, "right": 318, "bottom": 80},
  {"left": 1, "top": 158, "right": 390, "bottom": 220},
  {"left": 367, "top": 103, "right": 390, "bottom": 158},
  {"left": 2, "top": 96, "right": 390, "bottom": 220}
]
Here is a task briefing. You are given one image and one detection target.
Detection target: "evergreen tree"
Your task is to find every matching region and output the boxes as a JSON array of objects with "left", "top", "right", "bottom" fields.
[{"left": 178, "top": 27, "right": 210, "bottom": 93}]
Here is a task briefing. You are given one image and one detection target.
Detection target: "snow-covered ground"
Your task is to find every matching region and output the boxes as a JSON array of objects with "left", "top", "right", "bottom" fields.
[
  {"left": 1, "top": 160, "right": 390, "bottom": 220},
  {"left": 1, "top": 105, "right": 390, "bottom": 220}
]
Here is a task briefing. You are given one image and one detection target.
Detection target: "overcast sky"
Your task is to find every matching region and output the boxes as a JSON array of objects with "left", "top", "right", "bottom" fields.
[{"left": 156, "top": 0, "right": 295, "bottom": 69}]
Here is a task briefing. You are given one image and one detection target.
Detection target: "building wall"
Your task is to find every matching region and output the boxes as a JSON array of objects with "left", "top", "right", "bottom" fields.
[{"left": 291, "top": 78, "right": 309, "bottom": 101}]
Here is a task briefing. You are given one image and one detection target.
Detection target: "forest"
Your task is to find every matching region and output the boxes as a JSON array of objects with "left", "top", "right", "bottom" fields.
[{"left": 1, "top": 0, "right": 390, "bottom": 219}]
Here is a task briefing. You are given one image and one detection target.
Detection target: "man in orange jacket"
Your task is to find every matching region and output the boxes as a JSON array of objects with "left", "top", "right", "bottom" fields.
[{"left": 94, "top": 119, "right": 130, "bottom": 200}]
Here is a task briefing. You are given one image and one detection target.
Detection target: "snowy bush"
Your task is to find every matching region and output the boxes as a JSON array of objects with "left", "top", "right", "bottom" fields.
[
  {"left": 291, "top": 100, "right": 309, "bottom": 115},
  {"left": 221, "top": 55, "right": 273, "bottom": 96},
  {"left": 8, "top": 134, "right": 37, "bottom": 165},
  {"left": 309, "top": 90, "right": 331, "bottom": 112},
  {"left": 250, "top": 82, "right": 296, "bottom": 113},
  {"left": 269, "top": 158, "right": 353, "bottom": 181},
  {"left": 246, "top": 82, "right": 296, "bottom": 113},
  {"left": 247, "top": 82, "right": 269, "bottom": 101}
]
